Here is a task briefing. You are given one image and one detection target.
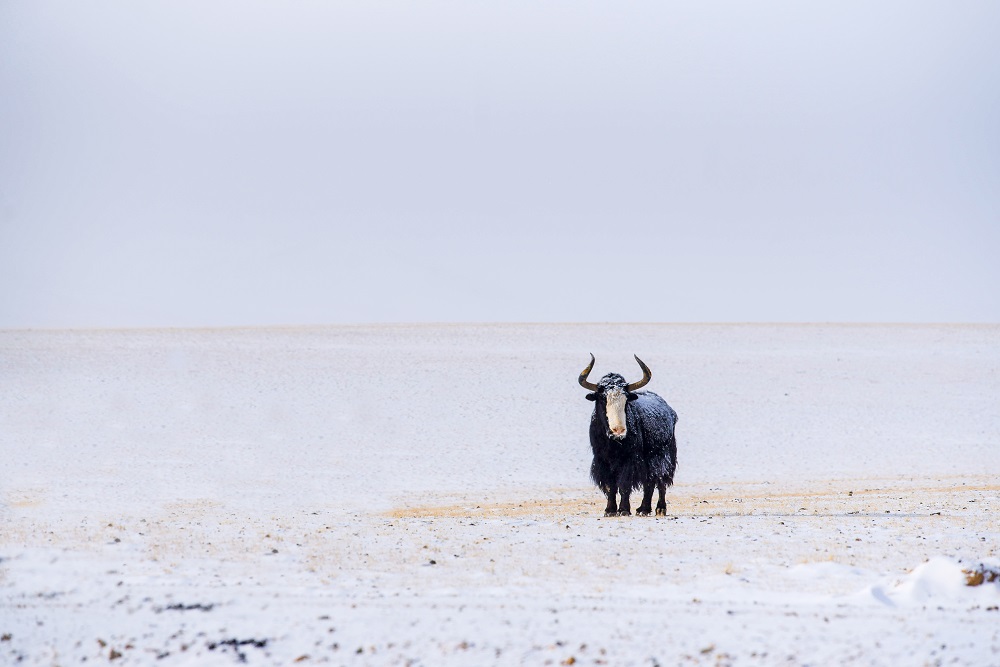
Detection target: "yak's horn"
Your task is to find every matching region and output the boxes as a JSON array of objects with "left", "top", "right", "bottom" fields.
[
  {"left": 578, "top": 353, "right": 599, "bottom": 391},
  {"left": 626, "top": 355, "right": 652, "bottom": 391}
]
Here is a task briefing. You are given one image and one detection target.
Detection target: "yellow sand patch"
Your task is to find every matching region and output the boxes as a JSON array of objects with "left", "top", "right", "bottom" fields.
[{"left": 387, "top": 476, "right": 1000, "bottom": 520}]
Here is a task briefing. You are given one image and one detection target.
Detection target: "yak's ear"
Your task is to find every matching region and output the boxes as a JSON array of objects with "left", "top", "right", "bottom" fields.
[
  {"left": 626, "top": 392, "right": 639, "bottom": 402},
  {"left": 585, "top": 392, "right": 598, "bottom": 401}
]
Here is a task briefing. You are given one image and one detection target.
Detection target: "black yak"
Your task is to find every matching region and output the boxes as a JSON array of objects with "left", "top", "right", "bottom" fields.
[{"left": 579, "top": 354, "right": 678, "bottom": 516}]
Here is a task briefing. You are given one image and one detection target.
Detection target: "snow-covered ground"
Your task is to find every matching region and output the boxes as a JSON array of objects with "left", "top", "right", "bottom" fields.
[{"left": 2, "top": 324, "right": 998, "bottom": 665}]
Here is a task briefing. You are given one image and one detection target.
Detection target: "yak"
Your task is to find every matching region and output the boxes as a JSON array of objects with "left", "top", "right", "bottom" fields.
[{"left": 579, "top": 354, "right": 678, "bottom": 516}]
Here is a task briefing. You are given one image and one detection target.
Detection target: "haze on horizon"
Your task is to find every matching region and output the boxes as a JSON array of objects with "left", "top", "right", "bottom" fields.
[{"left": 1, "top": 1, "right": 998, "bottom": 329}]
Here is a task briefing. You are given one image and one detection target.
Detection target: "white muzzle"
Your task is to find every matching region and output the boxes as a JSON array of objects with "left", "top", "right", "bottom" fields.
[{"left": 606, "top": 388, "right": 627, "bottom": 439}]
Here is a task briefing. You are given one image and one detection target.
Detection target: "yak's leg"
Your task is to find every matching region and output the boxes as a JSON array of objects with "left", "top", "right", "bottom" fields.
[
  {"left": 603, "top": 486, "right": 618, "bottom": 517},
  {"left": 655, "top": 480, "right": 668, "bottom": 516},
  {"left": 617, "top": 483, "right": 632, "bottom": 516},
  {"left": 636, "top": 482, "right": 655, "bottom": 516}
]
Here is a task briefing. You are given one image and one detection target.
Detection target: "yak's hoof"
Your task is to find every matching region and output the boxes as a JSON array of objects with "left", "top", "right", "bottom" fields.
[
  {"left": 655, "top": 507, "right": 667, "bottom": 516},
  {"left": 604, "top": 510, "right": 618, "bottom": 517},
  {"left": 636, "top": 508, "right": 652, "bottom": 516},
  {"left": 618, "top": 509, "right": 632, "bottom": 516}
]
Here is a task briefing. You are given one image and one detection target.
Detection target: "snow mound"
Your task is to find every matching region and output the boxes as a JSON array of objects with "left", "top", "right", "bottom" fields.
[{"left": 865, "top": 558, "right": 1000, "bottom": 607}]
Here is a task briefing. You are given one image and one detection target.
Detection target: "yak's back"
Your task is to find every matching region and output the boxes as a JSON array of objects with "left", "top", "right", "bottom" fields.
[{"left": 632, "top": 391, "right": 678, "bottom": 443}]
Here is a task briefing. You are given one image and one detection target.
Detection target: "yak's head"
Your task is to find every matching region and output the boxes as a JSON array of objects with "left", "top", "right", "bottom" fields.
[{"left": 578, "top": 354, "right": 652, "bottom": 440}]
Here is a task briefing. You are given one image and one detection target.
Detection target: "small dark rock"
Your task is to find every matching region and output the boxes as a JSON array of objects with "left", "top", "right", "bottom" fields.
[{"left": 160, "top": 603, "right": 215, "bottom": 613}]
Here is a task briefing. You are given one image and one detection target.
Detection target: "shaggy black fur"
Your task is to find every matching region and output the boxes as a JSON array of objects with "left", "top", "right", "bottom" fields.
[{"left": 585, "top": 373, "right": 678, "bottom": 516}]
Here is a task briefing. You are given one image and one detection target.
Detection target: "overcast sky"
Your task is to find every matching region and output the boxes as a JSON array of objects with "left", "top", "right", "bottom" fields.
[{"left": 1, "top": 1, "right": 997, "bottom": 328}]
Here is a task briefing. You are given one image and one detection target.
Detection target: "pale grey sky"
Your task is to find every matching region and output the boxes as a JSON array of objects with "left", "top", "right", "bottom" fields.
[{"left": 1, "top": 1, "right": 998, "bottom": 327}]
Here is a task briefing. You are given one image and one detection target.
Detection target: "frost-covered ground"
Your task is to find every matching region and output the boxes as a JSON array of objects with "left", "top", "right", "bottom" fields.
[{"left": 2, "top": 324, "right": 999, "bottom": 666}]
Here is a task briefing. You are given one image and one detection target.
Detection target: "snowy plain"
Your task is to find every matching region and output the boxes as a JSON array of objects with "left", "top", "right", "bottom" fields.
[{"left": 1, "top": 323, "right": 999, "bottom": 666}]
